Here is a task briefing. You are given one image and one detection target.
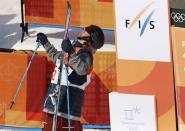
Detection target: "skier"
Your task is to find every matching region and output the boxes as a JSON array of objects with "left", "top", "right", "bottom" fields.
[{"left": 36, "top": 25, "right": 104, "bottom": 131}]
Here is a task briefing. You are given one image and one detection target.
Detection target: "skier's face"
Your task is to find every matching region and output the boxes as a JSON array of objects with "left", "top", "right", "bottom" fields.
[
  {"left": 77, "top": 29, "right": 97, "bottom": 54},
  {"left": 77, "top": 29, "right": 92, "bottom": 46},
  {"left": 77, "top": 30, "right": 90, "bottom": 38}
]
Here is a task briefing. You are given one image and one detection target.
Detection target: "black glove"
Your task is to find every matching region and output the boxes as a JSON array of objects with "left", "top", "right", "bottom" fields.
[
  {"left": 61, "top": 39, "right": 74, "bottom": 54},
  {"left": 36, "top": 33, "right": 48, "bottom": 46}
]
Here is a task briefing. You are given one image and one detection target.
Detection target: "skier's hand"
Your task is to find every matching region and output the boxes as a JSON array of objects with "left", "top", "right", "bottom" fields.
[
  {"left": 61, "top": 39, "right": 74, "bottom": 54},
  {"left": 36, "top": 33, "right": 48, "bottom": 46}
]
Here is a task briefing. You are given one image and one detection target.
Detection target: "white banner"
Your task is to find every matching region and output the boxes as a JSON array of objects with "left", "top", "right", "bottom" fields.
[
  {"left": 115, "top": 0, "right": 171, "bottom": 62},
  {"left": 109, "top": 92, "right": 157, "bottom": 131}
]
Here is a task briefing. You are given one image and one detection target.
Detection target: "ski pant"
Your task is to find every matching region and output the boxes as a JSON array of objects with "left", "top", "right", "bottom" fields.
[
  {"left": 43, "top": 114, "right": 83, "bottom": 131},
  {"left": 43, "top": 83, "right": 84, "bottom": 121}
]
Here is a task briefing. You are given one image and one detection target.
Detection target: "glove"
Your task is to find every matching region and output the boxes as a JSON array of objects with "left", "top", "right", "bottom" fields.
[
  {"left": 36, "top": 33, "right": 48, "bottom": 46},
  {"left": 61, "top": 39, "right": 74, "bottom": 54}
]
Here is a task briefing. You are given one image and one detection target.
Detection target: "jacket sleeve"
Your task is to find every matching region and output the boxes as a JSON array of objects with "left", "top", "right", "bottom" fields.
[
  {"left": 68, "top": 51, "right": 93, "bottom": 76},
  {"left": 43, "top": 41, "right": 92, "bottom": 75},
  {"left": 43, "top": 41, "right": 63, "bottom": 63}
]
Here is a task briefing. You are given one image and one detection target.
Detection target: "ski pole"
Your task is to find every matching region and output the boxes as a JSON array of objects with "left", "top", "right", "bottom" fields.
[
  {"left": 65, "top": 65, "right": 71, "bottom": 131},
  {"left": 64, "top": 1, "right": 72, "bottom": 130},
  {"left": 52, "top": 0, "right": 72, "bottom": 131},
  {"left": 52, "top": 59, "right": 63, "bottom": 131},
  {"left": 9, "top": 42, "right": 41, "bottom": 109},
  {"left": 64, "top": 0, "right": 71, "bottom": 39}
]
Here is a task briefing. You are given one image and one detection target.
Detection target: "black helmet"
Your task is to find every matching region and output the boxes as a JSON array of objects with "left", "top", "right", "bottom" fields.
[{"left": 84, "top": 25, "right": 104, "bottom": 49}]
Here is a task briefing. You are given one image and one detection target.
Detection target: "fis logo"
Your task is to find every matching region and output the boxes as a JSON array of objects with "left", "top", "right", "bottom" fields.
[{"left": 125, "top": 2, "right": 155, "bottom": 37}]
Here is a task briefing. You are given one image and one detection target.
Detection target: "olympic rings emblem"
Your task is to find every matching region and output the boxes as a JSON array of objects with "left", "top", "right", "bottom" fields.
[{"left": 171, "top": 12, "right": 185, "bottom": 23}]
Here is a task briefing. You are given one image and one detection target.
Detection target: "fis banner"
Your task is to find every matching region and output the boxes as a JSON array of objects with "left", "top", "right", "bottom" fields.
[
  {"left": 114, "top": 0, "right": 177, "bottom": 131},
  {"left": 115, "top": 0, "right": 171, "bottom": 62},
  {"left": 25, "top": 0, "right": 114, "bottom": 29}
]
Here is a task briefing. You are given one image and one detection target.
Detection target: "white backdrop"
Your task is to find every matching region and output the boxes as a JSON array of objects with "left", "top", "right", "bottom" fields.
[
  {"left": 109, "top": 92, "right": 157, "bottom": 131},
  {"left": 115, "top": 0, "right": 171, "bottom": 62}
]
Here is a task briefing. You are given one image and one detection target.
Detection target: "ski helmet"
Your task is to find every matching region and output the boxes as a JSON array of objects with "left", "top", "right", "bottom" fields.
[{"left": 84, "top": 25, "right": 104, "bottom": 49}]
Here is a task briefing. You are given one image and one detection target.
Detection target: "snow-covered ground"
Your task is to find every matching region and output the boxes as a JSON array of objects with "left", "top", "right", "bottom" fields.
[{"left": 0, "top": 0, "right": 115, "bottom": 52}]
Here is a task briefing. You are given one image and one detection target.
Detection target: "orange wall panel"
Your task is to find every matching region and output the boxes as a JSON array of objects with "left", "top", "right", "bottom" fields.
[
  {"left": 25, "top": 0, "right": 114, "bottom": 29},
  {"left": 171, "top": 27, "right": 185, "bottom": 131},
  {"left": 0, "top": 52, "right": 47, "bottom": 128}
]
